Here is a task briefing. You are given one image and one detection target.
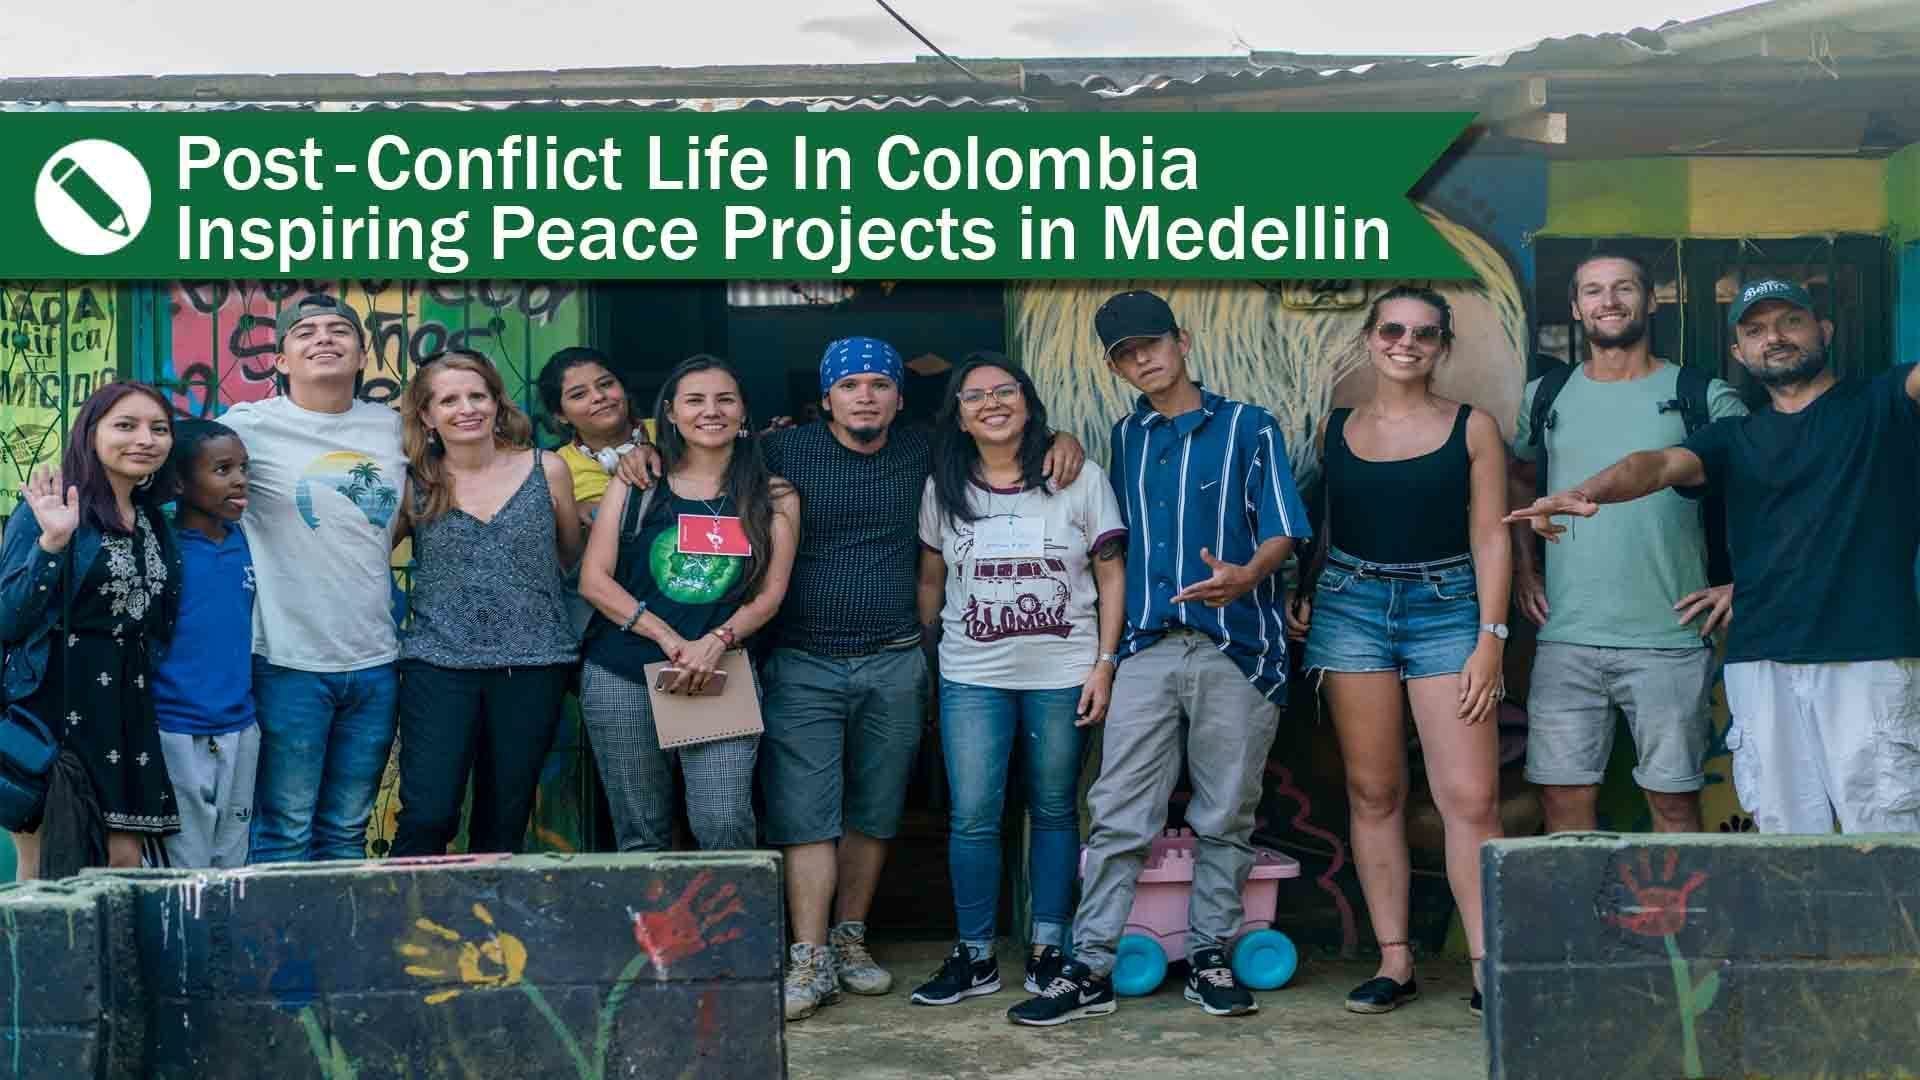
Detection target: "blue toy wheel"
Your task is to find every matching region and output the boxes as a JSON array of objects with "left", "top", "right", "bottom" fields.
[
  {"left": 1111, "top": 934, "right": 1169, "bottom": 997},
  {"left": 1232, "top": 929, "right": 1298, "bottom": 990}
]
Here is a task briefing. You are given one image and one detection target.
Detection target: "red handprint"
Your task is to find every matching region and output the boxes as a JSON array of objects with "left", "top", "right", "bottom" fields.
[
  {"left": 1604, "top": 849, "right": 1707, "bottom": 938},
  {"left": 630, "top": 871, "right": 747, "bottom": 973}
]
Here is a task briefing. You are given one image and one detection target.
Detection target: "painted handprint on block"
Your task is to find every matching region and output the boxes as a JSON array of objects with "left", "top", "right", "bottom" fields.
[
  {"left": 1601, "top": 848, "right": 1707, "bottom": 938},
  {"left": 629, "top": 871, "right": 746, "bottom": 975},
  {"left": 397, "top": 903, "right": 529, "bottom": 1005}
]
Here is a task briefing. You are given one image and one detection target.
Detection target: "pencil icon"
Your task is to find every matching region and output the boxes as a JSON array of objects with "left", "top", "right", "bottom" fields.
[{"left": 49, "top": 156, "right": 131, "bottom": 236}]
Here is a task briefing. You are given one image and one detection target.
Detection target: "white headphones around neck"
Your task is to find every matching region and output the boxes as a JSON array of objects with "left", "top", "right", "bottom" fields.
[{"left": 581, "top": 428, "right": 643, "bottom": 473}]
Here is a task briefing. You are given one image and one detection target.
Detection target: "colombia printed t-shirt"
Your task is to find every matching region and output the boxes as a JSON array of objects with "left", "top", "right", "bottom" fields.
[
  {"left": 917, "top": 465, "right": 1126, "bottom": 690},
  {"left": 1681, "top": 364, "right": 1919, "bottom": 664}
]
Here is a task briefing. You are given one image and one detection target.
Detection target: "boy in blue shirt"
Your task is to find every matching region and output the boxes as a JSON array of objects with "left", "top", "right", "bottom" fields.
[{"left": 152, "top": 420, "right": 259, "bottom": 868}]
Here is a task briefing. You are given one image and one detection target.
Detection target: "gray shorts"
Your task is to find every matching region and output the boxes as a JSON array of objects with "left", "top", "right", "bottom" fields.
[
  {"left": 757, "top": 646, "right": 928, "bottom": 846},
  {"left": 157, "top": 724, "right": 261, "bottom": 869},
  {"left": 1524, "top": 642, "right": 1716, "bottom": 794}
]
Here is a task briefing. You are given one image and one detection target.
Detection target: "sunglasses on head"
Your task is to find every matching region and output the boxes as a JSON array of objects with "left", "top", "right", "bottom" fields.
[{"left": 1375, "top": 322, "right": 1446, "bottom": 344}]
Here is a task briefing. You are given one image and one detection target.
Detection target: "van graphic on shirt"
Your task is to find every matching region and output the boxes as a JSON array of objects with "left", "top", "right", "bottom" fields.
[
  {"left": 960, "top": 555, "right": 1073, "bottom": 643},
  {"left": 295, "top": 452, "right": 399, "bottom": 531}
]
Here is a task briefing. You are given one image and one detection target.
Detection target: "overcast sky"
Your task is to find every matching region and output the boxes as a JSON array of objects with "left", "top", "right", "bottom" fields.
[{"left": 3, "top": 0, "right": 1740, "bottom": 77}]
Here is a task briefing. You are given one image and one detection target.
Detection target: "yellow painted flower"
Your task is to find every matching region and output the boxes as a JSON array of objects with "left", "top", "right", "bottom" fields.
[{"left": 396, "top": 903, "right": 528, "bottom": 1005}]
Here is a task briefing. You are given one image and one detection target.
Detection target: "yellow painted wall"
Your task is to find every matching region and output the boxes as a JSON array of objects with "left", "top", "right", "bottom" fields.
[{"left": 1544, "top": 158, "right": 1889, "bottom": 237}]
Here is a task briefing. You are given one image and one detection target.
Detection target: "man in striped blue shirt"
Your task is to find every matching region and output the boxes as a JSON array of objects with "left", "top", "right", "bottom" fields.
[{"left": 1011, "top": 289, "right": 1311, "bottom": 1027}]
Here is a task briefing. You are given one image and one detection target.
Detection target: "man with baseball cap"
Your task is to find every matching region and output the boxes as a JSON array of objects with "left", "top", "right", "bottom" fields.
[
  {"left": 1010, "top": 289, "right": 1311, "bottom": 1026},
  {"left": 761, "top": 335, "right": 1084, "bottom": 1021},
  {"left": 219, "top": 292, "right": 407, "bottom": 863},
  {"left": 1510, "top": 278, "right": 1920, "bottom": 835}
]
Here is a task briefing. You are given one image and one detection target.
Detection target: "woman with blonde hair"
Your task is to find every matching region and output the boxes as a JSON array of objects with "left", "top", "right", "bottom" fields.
[{"left": 390, "top": 350, "right": 582, "bottom": 856}]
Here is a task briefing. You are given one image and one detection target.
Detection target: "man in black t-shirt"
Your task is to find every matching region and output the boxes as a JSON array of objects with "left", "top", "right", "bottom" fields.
[{"left": 1509, "top": 278, "right": 1920, "bottom": 835}]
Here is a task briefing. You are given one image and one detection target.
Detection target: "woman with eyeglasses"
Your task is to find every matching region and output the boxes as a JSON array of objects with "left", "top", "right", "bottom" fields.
[
  {"left": 908, "top": 352, "right": 1126, "bottom": 1006},
  {"left": 390, "top": 350, "right": 583, "bottom": 857},
  {"left": 1283, "top": 286, "right": 1511, "bottom": 1019}
]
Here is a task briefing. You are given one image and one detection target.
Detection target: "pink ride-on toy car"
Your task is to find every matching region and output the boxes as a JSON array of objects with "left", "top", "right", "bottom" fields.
[{"left": 1082, "top": 828, "right": 1301, "bottom": 996}]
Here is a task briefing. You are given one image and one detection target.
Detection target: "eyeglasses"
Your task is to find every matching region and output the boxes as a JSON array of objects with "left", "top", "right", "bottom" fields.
[
  {"left": 1375, "top": 322, "right": 1446, "bottom": 344},
  {"left": 957, "top": 384, "right": 1021, "bottom": 406}
]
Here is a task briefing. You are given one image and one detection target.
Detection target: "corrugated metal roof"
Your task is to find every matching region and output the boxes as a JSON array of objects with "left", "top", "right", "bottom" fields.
[
  {"left": 0, "top": 94, "right": 1032, "bottom": 114},
  {"left": 2, "top": 0, "right": 1914, "bottom": 112}
]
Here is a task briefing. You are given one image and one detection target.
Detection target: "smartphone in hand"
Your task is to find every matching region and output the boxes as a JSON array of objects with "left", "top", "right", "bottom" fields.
[{"left": 653, "top": 667, "right": 729, "bottom": 696}]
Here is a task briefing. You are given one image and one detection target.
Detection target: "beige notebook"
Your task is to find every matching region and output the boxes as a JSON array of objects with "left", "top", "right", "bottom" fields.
[{"left": 642, "top": 649, "right": 764, "bottom": 750}]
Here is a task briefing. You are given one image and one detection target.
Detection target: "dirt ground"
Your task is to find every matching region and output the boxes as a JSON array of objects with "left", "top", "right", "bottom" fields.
[{"left": 787, "top": 938, "right": 1488, "bottom": 1080}]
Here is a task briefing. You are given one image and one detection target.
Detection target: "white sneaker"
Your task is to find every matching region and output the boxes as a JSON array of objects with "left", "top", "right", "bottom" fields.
[
  {"left": 830, "top": 921, "right": 893, "bottom": 995},
  {"left": 785, "top": 943, "right": 840, "bottom": 1021}
]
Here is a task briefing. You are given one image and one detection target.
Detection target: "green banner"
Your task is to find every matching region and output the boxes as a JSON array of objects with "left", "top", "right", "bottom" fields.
[{"left": 3, "top": 112, "right": 1473, "bottom": 280}]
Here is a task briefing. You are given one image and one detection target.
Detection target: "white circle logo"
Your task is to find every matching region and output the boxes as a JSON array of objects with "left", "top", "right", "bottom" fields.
[{"left": 35, "top": 139, "right": 152, "bottom": 256}]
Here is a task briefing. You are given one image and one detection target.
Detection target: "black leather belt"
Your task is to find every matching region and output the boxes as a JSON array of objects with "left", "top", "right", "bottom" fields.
[{"left": 1326, "top": 552, "right": 1472, "bottom": 583}]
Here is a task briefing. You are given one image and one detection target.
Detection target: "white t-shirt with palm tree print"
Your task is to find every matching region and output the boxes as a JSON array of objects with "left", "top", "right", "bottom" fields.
[{"left": 221, "top": 395, "right": 406, "bottom": 672}]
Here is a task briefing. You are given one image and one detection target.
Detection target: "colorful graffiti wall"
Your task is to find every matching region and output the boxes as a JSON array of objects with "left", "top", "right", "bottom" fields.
[
  {"left": 0, "top": 282, "right": 120, "bottom": 518},
  {"left": 159, "top": 280, "right": 582, "bottom": 415},
  {"left": 137, "top": 279, "right": 595, "bottom": 858}
]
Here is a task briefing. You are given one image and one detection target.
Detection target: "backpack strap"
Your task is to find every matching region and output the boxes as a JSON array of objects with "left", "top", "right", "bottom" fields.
[
  {"left": 1529, "top": 362, "right": 1577, "bottom": 498},
  {"left": 1672, "top": 364, "right": 1714, "bottom": 437}
]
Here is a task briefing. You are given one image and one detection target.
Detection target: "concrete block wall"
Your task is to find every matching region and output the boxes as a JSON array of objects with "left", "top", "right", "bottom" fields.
[
  {"left": 0, "top": 876, "right": 143, "bottom": 1079},
  {"left": 5, "top": 852, "right": 783, "bottom": 1079},
  {"left": 1483, "top": 833, "right": 1920, "bottom": 1080}
]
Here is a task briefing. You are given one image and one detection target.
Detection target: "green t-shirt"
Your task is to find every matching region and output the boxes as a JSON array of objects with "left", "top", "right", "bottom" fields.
[{"left": 1512, "top": 362, "right": 1747, "bottom": 649}]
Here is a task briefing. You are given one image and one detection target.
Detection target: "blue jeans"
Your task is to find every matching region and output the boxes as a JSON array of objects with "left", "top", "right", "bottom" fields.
[
  {"left": 940, "top": 679, "right": 1089, "bottom": 948},
  {"left": 250, "top": 658, "right": 399, "bottom": 863}
]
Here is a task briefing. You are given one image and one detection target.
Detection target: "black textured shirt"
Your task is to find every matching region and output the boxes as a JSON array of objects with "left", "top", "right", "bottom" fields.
[{"left": 762, "top": 422, "right": 930, "bottom": 657}]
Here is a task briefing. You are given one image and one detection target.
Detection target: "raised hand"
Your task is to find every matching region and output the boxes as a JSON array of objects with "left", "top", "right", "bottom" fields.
[{"left": 21, "top": 467, "right": 79, "bottom": 553}]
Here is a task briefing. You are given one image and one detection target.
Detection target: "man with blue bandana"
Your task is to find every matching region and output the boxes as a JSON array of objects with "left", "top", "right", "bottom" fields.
[{"left": 762, "top": 336, "right": 1086, "bottom": 1021}]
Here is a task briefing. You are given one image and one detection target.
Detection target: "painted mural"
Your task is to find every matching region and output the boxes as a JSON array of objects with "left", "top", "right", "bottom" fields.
[
  {"left": 137, "top": 280, "right": 595, "bottom": 859},
  {"left": 0, "top": 283, "right": 119, "bottom": 519},
  {"left": 162, "top": 280, "right": 580, "bottom": 414}
]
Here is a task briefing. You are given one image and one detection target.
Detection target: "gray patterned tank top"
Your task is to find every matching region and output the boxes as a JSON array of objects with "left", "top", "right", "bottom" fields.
[{"left": 400, "top": 449, "right": 578, "bottom": 668}]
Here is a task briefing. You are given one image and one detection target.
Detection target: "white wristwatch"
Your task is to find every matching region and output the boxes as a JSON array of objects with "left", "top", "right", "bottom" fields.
[{"left": 1481, "top": 622, "right": 1509, "bottom": 640}]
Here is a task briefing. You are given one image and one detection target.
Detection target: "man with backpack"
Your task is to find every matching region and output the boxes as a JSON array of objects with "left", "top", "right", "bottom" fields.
[
  {"left": 1509, "top": 252, "right": 1747, "bottom": 834},
  {"left": 1511, "top": 277, "right": 1920, "bottom": 835}
]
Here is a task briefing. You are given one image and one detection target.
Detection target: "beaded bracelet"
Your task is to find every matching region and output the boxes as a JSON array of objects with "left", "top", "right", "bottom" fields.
[{"left": 621, "top": 600, "right": 648, "bottom": 633}]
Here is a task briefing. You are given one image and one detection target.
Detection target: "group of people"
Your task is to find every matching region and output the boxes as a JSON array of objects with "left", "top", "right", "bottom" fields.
[{"left": 2, "top": 265, "right": 1914, "bottom": 1032}]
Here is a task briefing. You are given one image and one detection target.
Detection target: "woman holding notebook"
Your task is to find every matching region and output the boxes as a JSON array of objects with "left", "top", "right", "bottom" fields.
[{"left": 577, "top": 354, "right": 799, "bottom": 852}]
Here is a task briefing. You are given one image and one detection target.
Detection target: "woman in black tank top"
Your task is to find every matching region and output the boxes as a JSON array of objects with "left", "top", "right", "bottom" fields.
[
  {"left": 576, "top": 355, "right": 800, "bottom": 854},
  {"left": 1282, "top": 287, "right": 1513, "bottom": 1017}
]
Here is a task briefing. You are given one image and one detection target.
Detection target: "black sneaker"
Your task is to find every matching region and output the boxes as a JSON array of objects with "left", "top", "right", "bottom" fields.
[
  {"left": 1007, "top": 960, "right": 1116, "bottom": 1027},
  {"left": 1469, "top": 988, "right": 1483, "bottom": 1018},
  {"left": 1184, "top": 948, "right": 1257, "bottom": 1016},
  {"left": 910, "top": 944, "right": 1002, "bottom": 1006},
  {"left": 1024, "top": 945, "right": 1067, "bottom": 993},
  {"left": 1345, "top": 974, "right": 1419, "bottom": 1014}
]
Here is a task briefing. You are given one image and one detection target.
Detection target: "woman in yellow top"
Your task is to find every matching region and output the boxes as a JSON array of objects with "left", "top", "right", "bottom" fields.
[{"left": 538, "top": 346, "right": 658, "bottom": 524}]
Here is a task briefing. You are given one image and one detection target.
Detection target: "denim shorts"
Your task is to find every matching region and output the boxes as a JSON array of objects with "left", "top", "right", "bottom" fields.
[
  {"left": 756, "top": 646, "right": 928, "bottom": 846},
  {"left": 1303, "top": 548, "right": 1481, "bottom": 681}
]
